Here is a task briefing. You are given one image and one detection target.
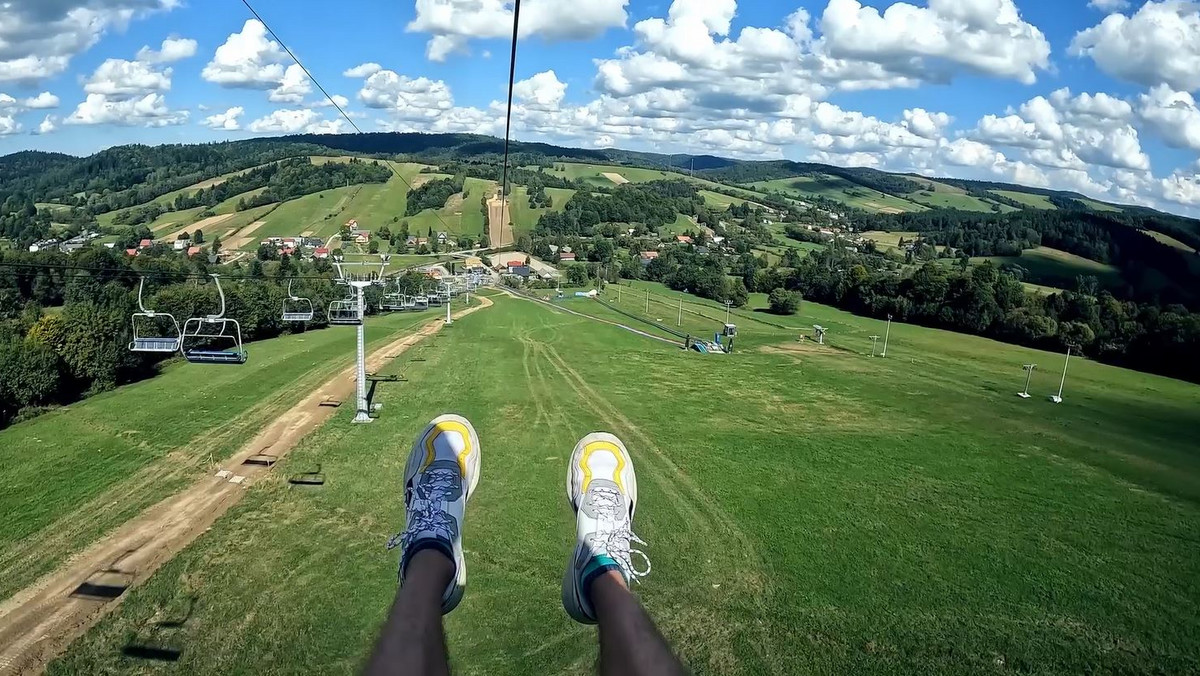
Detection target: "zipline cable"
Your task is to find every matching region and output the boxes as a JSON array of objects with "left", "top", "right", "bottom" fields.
[
  {"left": 237, "top": 0, "right": 458, "bottom": 235},
  {"left": 498, "top": 0, "right": 523, "bottom": 250}
]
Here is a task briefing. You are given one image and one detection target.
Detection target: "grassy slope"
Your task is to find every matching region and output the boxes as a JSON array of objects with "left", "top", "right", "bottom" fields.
[
  {"left": 0, "top": 310, "right": 448, "bottom": 600},
  {"left": 977, "top": 246, "right": 1122, "bottom": 286},
  {"left": 1076, "top": 198, "right": 1123, "bottom": 213},
  {"left": 1145, "top": 230, "right": 1197, "bottom": 253},
  {"left": 992, "top": 190, "right": 1057, "bottom": 210},
  {"left": 749, "top": 176, "right": 927, "bottom": 214},
  {"left": 52, "top": 289, "right": 1200, "bottom": 675}
]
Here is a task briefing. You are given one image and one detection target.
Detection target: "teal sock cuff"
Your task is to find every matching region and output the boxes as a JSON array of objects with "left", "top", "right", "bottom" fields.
[{"left": 581, "top": 555, "right": 623, "bottom": 597}]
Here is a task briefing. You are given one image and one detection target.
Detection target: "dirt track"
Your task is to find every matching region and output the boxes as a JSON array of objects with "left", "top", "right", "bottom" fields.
[
  {"left": 487, "top": 197, "right": 513, "bottom": 247},
  {"left": 0, "top": 297, "right": 492, "bottom": 675}
]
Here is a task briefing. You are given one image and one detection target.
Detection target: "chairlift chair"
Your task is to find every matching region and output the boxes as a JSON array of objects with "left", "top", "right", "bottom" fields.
[
  {"left": 281, "top": 281, "right": 315, "bottom": 322},
  {"left": 129, "top": 277, "right": 182, "bottom": 353},
  {"left": 413, "top": 294, "right": 429, "bottom": 311},
  {"left": 180, "top": 275, "right": 247, "bottom": 364},
  {"left": 328, "top": 292, "right": 362, "bottom": 325},
  {"left": 427, "top": 289, "right": 443, "bottom": 307}
]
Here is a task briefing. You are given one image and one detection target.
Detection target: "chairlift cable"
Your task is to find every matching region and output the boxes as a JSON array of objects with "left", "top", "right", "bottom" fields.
[
  {"left": 237, "top": 0, "right": 458, "bottom": 235},
  {"left": 498, "top": 0, "right": 523, "bottom": 250}
]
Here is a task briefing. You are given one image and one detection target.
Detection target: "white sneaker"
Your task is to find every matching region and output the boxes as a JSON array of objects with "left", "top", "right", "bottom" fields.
[
  {"left": 561, "top": 432, "right": 651, "bottom": 624},
  {"left": 387, "top": 414, "right": 481, "bottom": 615}
]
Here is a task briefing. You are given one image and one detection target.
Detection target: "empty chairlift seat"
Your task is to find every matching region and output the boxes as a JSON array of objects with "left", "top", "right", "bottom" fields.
[
  {"left": 180, "top": 274, "right": 248, "bottom": 364},
  {"left": 281, "top": 281, "right": 315, "bottom": 322},
  {"left": 328, "top": 298, "right": 362, "bottom": 325},
  {"left": 129, "top": 277, "right": 182, "bottom": 354}
]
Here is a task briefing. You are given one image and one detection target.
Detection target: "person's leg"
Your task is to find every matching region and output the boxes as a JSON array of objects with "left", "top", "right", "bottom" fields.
[
  {"left": 365, "top": 415, "right": 482, "bottom": 676},
  {"left": 560, "top": 433, "right": 686, "bottom": 675},
  {"left": 591, "top": 570, "right": 686, "bottom": 676},
  {"left": 364, "top": 549, "right": 454, "bottom": 676}
]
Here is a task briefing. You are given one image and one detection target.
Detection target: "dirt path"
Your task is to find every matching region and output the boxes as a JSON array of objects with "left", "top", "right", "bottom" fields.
[
  {"left": 222, "top": 220, "right": 267, "bottom": 251},
  {"left": 157, "top": 213, "right": 235, "bottom": 243},
  {"left": 487, "top": 196, "right": 513, "bottom": 247},
  {"left": 0, "top": 297, "right": 493, "bottom": 676},
  {"left": 600, "top": 171, "right": 630, "bottom": 185}
]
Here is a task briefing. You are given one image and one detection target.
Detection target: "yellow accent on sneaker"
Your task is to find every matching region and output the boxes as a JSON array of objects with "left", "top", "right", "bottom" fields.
[
  {"left": 422, "top": 420, "right": 474, "bottom": 479},
  {"left": 580, "top": 440, "right": 626, "bottom": 496}
]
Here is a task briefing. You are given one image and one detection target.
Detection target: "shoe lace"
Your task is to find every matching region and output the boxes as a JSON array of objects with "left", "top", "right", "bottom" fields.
[
  {"left": 588, "top": 483, "right": 652, "bottom": 582},
  {"left": 386, "top": 467, "right": 459, "bottom": 552}
]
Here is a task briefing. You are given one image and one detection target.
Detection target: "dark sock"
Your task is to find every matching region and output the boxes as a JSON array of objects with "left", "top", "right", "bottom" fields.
[{"left": 401, "top": 538, "right": 454, "bottom": 581}]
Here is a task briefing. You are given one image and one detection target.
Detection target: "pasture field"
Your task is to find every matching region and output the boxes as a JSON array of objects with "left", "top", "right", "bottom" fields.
[
  {"left": 905, "top": 189, "right": 1014, "bottom": 213},
  {"left": 0, "top": 309, "right": 451, "bottom": 603},
  {"left": 977, "top": 246, "right": 1122, "bottom": 288},
  {"left": 1075, "top": 198, "right": 1123, "bottom": 213},
  {"left": 749, "top": 176, "right": 927, "bottom": 214},
  {"left": 1144, "top": 229, "right": 1197, "bottom": 253},
  {"left": 41, "top": 283, "right": 1200, "bottom": 675},
  {"left": 991, "top": 190, "right": 1057, "bottom": 210}
]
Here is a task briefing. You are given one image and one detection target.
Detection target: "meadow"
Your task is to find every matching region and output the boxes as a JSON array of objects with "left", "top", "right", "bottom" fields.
[
  {"left": 976, "top": 246, "right": 1122, "bottom": 288},
  {"left": 748, "top": 176, "right": 926, "bottom": 214},
  {"left": 40, "top": 287, "right": 1200, "bottom": 675}
]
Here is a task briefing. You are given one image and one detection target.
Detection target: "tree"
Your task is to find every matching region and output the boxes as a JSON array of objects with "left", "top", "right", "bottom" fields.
[
  {"left": 565, "top": 264, "right": 590, "bottom": 286},
  {"left": 768, "top": 288, "right": 801, "bottom": 315},
  {"left": 210, "top": 235, "right": 221, "bottom": 256},
  {"left": 177, "top": 231, "right": 191, "bottom": 241},
  {"left": 368, "top": 240, "right": 380, "bottom": 254},
  {"left": 193, "top": 229, "right": 205, "bottom": 244}
]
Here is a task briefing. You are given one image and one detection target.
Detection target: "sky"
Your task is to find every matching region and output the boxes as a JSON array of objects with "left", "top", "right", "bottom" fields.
[{"left": 1, "top": 0, "right": 1200, "bottom": 217}]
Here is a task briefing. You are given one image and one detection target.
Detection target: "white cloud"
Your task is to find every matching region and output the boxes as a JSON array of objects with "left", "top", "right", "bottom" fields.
[
  {"left": 247, "top": 109, "right": 346, "bottom": 134},
  {"left": 343, "top": 62, "right": 382, "bottom": 78},
  {"left": 314, "top": 94, "right": 350, "bottom": 109},
  {"left": 513, "top": 70, "right": 567, "bottom": 110},
  {"left": 65, "top": 92, "right": 188, "bottom": 127},
  {"left": 0, "top": 115, "right": 20, "bottom": 135},
  {"left": 902, "top": 108, "right": 952, "bottom": 139},
  {"left": 34, "top": 115, "right": 57, "bottom": 135},
  {"left": 818, "top": 0, "right": 1052, "bottom": 85},
  {"left": 201, "top": 19, "right": 287, "bottom": 89},
  {"left": 269, "top": 64, "right": 312, "bottom": 103},
  {"left": 0, "top": 0, "right": 180, "bottom": 83},
  {"left": 202, "top": 106, "right": 244, "bottom": 131},
  {"left": 1160, "top": 170, "right": 1200, "bottom": 206},
  {"left": 136, "top": 37, "right": 197, "bottom": 64},
  {"left": 594, "top": 134, "right": 615, "bottom": 148},
  {"left": 1138, "top": 85, "right": 1200, "bottom": 151},
  {"left": 0, "top": 94, "right": 18, "bottom": 113},
  {"left": 83, "top": 59, "right": 172, "bottom": 98},
  {"left": 358, "top": 70, "right": 455, "bottom": 120},
  {"left": 1088, "top": 0, "right": 1130, "bottom": 10},
  {"left": 406, "top": 0, "right": 629, "bottom": 61},
  {"left": 23, "top": 91, "right": 60, "bottom": 109},
  {"left": 1070, "top": 1, "right": 1200, "bottom": 91}
]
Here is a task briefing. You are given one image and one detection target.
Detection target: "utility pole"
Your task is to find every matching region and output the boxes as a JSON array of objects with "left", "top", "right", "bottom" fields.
[
  {"left": 869, "top": 335, "right": 880, "bottom": 357},
  {"left": 646, "top": 288, "right": 650, "bottom": 314},
  {"left": 678, "top": 298, "right": 683, "bottom": 327},
  {"left": 445, "top": 292, "right": 452, "bottom": 325},
  {"left": 881, "top": 314, "right": 893, "bottom": 358},
  {"left": 351, "top": 280, "right": 372, "bottom": 424},
  {"left": 1018, "top": 364, "right": 1037, "bottom": 399},
  {"left": 725, "top": 300, "right": 733, "bottom": 324}
]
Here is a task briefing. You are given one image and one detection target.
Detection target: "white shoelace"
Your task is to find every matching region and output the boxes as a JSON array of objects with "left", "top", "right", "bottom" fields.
[
  {"left": 588, "top": 483, "right": 652, "bottom": 582},
  {"left": 386, "top": 468, "right": 459, "bottom": 552}
]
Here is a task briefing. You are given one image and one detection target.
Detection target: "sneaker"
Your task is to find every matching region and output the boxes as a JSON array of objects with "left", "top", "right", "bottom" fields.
[
  {"left": 561, "top": 432, "right": 651, "bottom": 624},
  {"left": 386, "top": 414, "right": 481, "bottom": 615}
]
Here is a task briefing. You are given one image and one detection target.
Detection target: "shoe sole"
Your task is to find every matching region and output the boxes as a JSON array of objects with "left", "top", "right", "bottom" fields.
[
  {"left": 562, "top": 432, "right": 637, "bottom": 624},
  {"left": 406, "top": 414, "right": 481, "bottom": 615}
]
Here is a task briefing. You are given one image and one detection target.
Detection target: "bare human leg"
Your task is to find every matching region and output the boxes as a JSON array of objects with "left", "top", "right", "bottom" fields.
[
  {"left": 364, "top": 549, "right": 454, "bottom": 676},
  {"left": 591, "top": 570, "right": 686, "bottom": 676}
]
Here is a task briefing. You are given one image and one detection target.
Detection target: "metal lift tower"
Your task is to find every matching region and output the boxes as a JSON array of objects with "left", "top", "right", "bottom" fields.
[{"left": 334, "top": 255, "right": 388, "bottom": 424}]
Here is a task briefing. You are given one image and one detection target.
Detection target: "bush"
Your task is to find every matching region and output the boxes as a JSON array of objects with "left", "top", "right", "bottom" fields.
[{"left": 768, "top": 287, "right": 801, "bottom": 315}]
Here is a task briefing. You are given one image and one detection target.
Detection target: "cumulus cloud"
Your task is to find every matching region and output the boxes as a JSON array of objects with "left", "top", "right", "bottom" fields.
[
  {"left": 313, "top": 94, "right": 350, "bottom": 109},
  {"left": 202, "top": 106, "right": 244, "bottom": 131},
  {"left": 23, "top": 91, "right": 60, "bottom": 109},
  {"left": 406, "top": 0, "right": 629, "bottom": 61},
  {"left": 343, "top": 62, "right": 382, "bottom": 78},
  {"left": 65, "top": 92, "right": 188, "bottom": 127},
  {"left": 83, "top": 59, "right": 172, "bottom": 98},
  {"left": 202, "top": 19, "right": 287, "bottom": 89},
  {"left": 0, "top": 115, "right": 20, "bottom": 136},
  {"left": 34, "top": 115, "right": 57, "bottom": 135},
  {"left": 0, "top": 0, "right": 179, "bottom": 82},
  {"left": 1070, "top": 1, "right": 1200, "bottom": 91},
  {"left": 136, "top": 37, "right": 198, "bottom": 64},
  {"left": 247, "top": 108, "right": 345, "bottom": 134},
  {"left": 1138, "top": 85, "right": 1200, "bottom": 151},
  {"left": 269, "top": 64, "right": 312, "bottom": 103},
  {"left": 358, "top": 69, "right": 455, "bottom": 120},
  {"left": 513, "top": 70, "right": 567, "bottom": 110},
  {"left": 1088, "top": 0, "right": 1130, "bottom": 10},
  {"left": 819, "top": 0, "right": 1052, "bottom": 85}
]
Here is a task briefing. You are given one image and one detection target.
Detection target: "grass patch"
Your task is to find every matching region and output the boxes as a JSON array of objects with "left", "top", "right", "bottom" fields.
[
  {"left": 749, "top": 176, "right": 926, "bottom": 214},
  {"left": 977, "top": 246, "right": 1121, "bottom": 288},
  {"left": 991, "top": 190, "right": 1057, "bottom": 210}
]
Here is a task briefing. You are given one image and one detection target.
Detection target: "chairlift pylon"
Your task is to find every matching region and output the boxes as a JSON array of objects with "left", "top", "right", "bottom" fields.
[
  {"left": 180, "top": 274, "right": 247, "bottom": 364},
  {"left": 129, "top": 277, "right": 182, "bottom": 353},
  {"left": 281, "top": 280, "right": 315, "bottom": 322}
]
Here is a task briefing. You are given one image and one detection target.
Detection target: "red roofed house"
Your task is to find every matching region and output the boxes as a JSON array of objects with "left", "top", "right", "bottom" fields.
[
  {"left": 314, "top": 247, "right": 330, "bottom": 259},
  {"left": 559, "top": 252, "right": 577, "bottom": 262},
  {"left": 676, "top": 235, "right": 693, "bottom": 245},
  {"left": 187, "top": 246, "right": 202, "bottom": 257},
  {"left": 639, "top": 251, "right": 659, "bottom": 267},
  {"left": 139, "top": 238, "right": 153, "bottom": 249},
  {"left": 280, "top": 247, "right": 296, "bottom": 257},
  {"left": 125, "top": 248, "right": 138, "bottom": 257}
]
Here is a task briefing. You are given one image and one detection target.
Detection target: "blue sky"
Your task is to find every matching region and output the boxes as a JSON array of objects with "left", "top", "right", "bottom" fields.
[{"left": 1, "top": 0, "right": 1199, "bottom": 216}]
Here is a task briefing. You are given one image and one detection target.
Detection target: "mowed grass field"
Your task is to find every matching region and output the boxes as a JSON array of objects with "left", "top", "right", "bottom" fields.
[
  {"left": 991, "top": 190, "right": 1057, "bottom": 210},
  {"left": 903, "top": 180, "right": 1016, "bottom": 213},
  {"left": 45, "top": 284, "right": 1200, "bottom": 674},
  {"left": 976, "top": 246, "right": 1122, "bottom": 288},
  {"left": 749, "top": 176, "right": 927, "bottom": 214},
  {"left": 0, "top": 309, "right": 452, "bottom": 602}
]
